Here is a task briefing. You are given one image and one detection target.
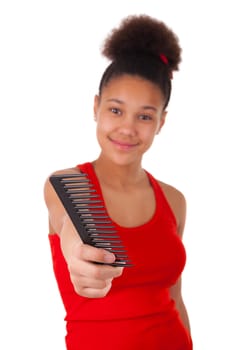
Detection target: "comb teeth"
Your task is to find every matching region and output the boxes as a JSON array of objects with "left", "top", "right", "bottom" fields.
[{"left": 49, "top": 173, "right": 132, "bottom": 267}]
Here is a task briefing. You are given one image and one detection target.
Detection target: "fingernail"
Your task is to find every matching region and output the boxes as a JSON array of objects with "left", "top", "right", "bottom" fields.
[{"left": 103, "top": 252, "right": 115, "bottom": 263}]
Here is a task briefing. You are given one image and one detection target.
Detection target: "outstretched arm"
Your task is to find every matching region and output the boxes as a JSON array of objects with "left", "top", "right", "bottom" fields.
[{"left": 44, "top": 169, "right": 123, "bottom": 298}]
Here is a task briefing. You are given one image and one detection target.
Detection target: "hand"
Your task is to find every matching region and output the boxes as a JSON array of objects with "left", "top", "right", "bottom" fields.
[{"left": 67, "top": 243, "right": 124, "bottom": 298}]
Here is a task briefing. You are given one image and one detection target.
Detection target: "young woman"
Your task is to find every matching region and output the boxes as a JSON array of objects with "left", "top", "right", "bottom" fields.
[{"left": 44, "top": 14, "right": 193, "bottom": 350}]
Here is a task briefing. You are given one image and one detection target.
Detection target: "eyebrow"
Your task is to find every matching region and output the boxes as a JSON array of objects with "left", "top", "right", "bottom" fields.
[
  {"left": 106, "top": 98, "right": 158, "bottom": 112},
  {"left": 106, "top": 98, "right": 124, "bottom": 104}
]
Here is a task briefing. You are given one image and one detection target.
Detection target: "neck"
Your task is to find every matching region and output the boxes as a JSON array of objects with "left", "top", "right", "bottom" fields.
[{"left": 92, "top": 157, "right": 146, "bottom": 189}]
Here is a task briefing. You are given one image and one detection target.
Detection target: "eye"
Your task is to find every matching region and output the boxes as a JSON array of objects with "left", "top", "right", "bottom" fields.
[
  {"left": 138, "top": 114, "right": 153, "bottom": 121},
  {"left": 110, "top": 107, "right": 121, "bottom": 115}
]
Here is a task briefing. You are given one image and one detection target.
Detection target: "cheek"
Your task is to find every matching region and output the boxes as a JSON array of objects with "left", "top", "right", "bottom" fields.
[
  {"left": 142, "top": 127, "right": 157, "bottom": 143},
  {"left": 96, "top": 118, "right": 110, "bottom": 134},
  {"left": 96, "top": 113, "right": 117, "bottom": 132},
  {"left": 95, "top": 117, "right": 113, "bottom": 143}
]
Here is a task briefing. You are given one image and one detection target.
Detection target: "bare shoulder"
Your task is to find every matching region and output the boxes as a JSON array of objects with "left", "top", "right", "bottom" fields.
[
  {"left": 157, "top": 180, "right": 187, "bottom": 237},
  {"left": 44, "top": 166, "right": 81, "bottom": 198},
  {"left": 157, "top": 180, "right": 186, "bottom": 206},
  {"left": 44, "top": 166, "right": 81, "bottom": 234},
  {"left": 46, "top": 166, "right": 81, "bottom": 178}
]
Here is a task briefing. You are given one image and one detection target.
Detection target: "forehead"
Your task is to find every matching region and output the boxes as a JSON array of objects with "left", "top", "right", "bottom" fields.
[{"left": 101, "top": 74, "right": 165, "bottom": 106}]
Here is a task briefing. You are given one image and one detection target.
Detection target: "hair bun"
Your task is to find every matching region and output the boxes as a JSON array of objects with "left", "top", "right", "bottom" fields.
[{"left": 102, "top": 14, "right": 182, "bottom": 71}]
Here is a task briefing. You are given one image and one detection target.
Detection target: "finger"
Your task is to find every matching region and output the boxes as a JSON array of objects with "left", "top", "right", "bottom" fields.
[
  {"left": 78, "top": 283, "right": 113, "bottom": 298},
  {"left": 75, "top": 244, "right": 116, "bottom": 265},
  {"left": 74, "top": 276, "right": 113, "bottom": 290},
  {"left": 69, "top": 257, "right": 124, "bottom": 280}
]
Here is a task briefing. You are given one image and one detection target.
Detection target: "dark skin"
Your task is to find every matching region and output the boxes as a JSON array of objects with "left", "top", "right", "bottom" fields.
[{"left": 44, "top": 74, "right": 191, "bottom": 333}]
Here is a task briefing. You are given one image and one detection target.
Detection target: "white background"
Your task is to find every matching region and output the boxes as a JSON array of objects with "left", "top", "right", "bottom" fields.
[{"left": 1, "top": 1, "right": 232, "bottom": 349}]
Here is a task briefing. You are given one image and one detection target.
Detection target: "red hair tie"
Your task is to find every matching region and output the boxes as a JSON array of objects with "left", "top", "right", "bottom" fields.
[
  {"left": 159, "top": 54, "right": 169, "bottom": 65},
  {"left": 159, "top": 54, "right": 173, "bottom": 79}
]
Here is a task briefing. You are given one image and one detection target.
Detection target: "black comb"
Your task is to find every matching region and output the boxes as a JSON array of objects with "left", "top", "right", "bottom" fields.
[{"left": 49, "top": 172, "right": 132, "bottom": 267}]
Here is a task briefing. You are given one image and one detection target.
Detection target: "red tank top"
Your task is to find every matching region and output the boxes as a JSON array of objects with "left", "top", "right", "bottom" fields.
[{"left": 49, "top": 162, "right": 192, "bottom": 349}]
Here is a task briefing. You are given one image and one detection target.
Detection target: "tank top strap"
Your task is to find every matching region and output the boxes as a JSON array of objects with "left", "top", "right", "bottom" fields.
[
  {"left": 145, "top": 170, "right": 177, "bottom": 228},
  {"left": 76, "top": 162, "right": 92, "bottom": 174},
  {"left": 76, "top": 162, "right": 100, "bottom": 187}
]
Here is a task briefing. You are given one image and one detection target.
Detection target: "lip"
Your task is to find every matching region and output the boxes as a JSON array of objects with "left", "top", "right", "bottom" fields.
[{"left": 109, "top": 137, "right": 139, "bottom": 150}]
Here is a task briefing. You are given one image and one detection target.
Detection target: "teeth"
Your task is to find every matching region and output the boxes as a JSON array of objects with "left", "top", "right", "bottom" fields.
[
  {"left": 49, "top": 173, "right": 132, "bottom": 266},
  {"left": 81, "top": 219, "right": 112, "bottom": 223},
  {"left": 75, "top": 205, "right": 105, "bottom": 209}
]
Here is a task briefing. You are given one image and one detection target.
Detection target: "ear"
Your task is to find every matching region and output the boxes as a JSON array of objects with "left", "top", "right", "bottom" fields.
[
  {"left": 93, "top": 95, "right": 100, "bottom": 118},
  {"left": 156, "top": 110, "right": 167, "bottom": 134}
]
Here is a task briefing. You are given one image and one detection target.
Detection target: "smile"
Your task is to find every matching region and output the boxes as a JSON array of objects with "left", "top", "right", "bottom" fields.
[{"left": 109, "top": 137, "right": 139, "bottom": 150}]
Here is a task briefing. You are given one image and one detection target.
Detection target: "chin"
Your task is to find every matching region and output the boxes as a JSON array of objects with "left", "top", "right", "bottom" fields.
[{"left": 106, "top": 153, "right": 141, "bottom": 167}]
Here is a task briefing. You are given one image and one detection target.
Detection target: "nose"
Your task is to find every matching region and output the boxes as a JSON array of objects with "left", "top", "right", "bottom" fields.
[{"left": 118, "top": 115, "right": 137, "bottom": 137}]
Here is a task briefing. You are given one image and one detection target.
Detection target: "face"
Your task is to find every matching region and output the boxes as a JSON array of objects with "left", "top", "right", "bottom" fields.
[{"left": 94, "top": 74, "right": 167, "bottom": 166}]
